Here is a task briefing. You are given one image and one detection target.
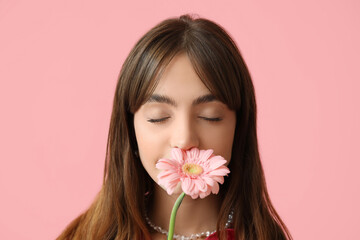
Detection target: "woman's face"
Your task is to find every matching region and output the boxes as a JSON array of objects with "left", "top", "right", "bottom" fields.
[{"left": 133, "top": 53, "right": 236, "bottom": 194}]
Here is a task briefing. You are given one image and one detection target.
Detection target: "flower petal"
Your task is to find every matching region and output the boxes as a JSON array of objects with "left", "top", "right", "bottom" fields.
[
  {"left": 208, "top": 167, "right": 230, "bottom": 176},
  {"left": 171, "top": 148, "right": 184, "bottom": 164},
  {"left": 181, "top": 177, "right": 195, "bottom": 195},
  {"left": 166, "top": 181, "right": 180, "bottom": 195},
  {"left": 199, "top": 188, "right": 211, "bottom": 199},
  {"left": 186, "top": 148, "right": 200, "bottom": 161},
  {"left": 202, "top": 176, "right": 216, "bottom": 186},
  {"left": 156, "top": 159, "right": 180, "bottom": 170},
  {"left": 211, "top": 175, "right": 225, "bottom": 184},
  {"left": 208, "top": 157, "right": 227, "bottom": 170},
  {"left": 158, "top": 171, "right": 180, "bottom": 182},
  {"left": 199, "top": 149, "right": 214, "bottom": 162},
  {"left": 167, "top": 186, "right": 175, "bottom": 195},
  {"left": 190, "top": 192, "right": 199, "bottom": 199},
  {"left": 210, "top": 182, "right": 220, "bottom": 194},
  {"left": 194, "top": 178, "right": 207, "bottom": 192}
]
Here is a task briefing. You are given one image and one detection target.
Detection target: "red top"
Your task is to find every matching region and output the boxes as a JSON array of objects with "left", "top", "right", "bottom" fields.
[{"left": 205, "top": 229, "right": 235, "bottom": 240}]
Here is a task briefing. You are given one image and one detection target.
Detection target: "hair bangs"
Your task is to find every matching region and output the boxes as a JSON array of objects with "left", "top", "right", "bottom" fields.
[
  {"left": 182, "top": 20, "right": 242, "bottom": 111},
  {"left": 126, "top": 24, "right": 190, "bottom": 114}
]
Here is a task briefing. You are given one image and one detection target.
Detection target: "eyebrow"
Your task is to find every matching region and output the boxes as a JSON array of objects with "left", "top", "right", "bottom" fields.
[{"left": 146, "top": 93, "right": 218, "bottom": 107}]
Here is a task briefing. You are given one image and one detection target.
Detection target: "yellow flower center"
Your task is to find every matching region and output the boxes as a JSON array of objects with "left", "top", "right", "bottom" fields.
[{"left": 182, "top": 163, "right": 203, "bottom": 176}]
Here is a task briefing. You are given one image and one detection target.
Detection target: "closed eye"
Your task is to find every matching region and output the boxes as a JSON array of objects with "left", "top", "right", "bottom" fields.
[
  {"left": 147, "top": 116, "right": 223, "bottom": 124},
  {"left": 147, "top": 117, "right": 170, "bottom": 123},
  {"left": 198, "top": 117, "right": 223, "bottom": 122}
]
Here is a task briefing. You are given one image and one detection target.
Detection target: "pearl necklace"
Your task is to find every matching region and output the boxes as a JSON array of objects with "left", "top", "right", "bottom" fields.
[{"left": 145, "top": 210, "right": 234, "bottom": 240}]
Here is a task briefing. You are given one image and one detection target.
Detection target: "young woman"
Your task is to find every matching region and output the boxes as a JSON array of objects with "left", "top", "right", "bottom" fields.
[{"left": 57, "top": 14, "right": 292, "bottom": 240}]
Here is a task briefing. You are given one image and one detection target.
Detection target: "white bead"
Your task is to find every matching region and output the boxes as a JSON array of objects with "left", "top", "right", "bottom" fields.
[{"left": 145, "top": 210, "right": 234, "bottom": 239}]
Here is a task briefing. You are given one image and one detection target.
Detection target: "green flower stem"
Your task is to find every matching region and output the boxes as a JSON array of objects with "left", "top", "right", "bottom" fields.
[{"left": 167, "top": 192, "right": 186, "bottom": 240}]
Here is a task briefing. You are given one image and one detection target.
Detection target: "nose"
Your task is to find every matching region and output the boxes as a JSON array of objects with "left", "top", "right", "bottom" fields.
[{"left": 170, "top": 116, "right": 199, "bottom": 151}]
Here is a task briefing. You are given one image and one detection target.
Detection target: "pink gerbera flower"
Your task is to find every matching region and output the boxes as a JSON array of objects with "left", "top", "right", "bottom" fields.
[{"left": 156, "top": 147, "right": 230, "bottom": 199}]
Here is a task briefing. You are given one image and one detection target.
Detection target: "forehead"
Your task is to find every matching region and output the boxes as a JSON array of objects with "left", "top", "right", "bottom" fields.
[{"left": 152, "top": 53, "right": 210, "bottom": 95}]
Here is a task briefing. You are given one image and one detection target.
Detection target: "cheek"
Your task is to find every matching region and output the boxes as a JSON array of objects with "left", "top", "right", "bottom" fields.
[
  {"left": 213, "top": 128, "right": 235, "bottom": 163},
  {"left": 200, "top": 121, "right": 236, "bottom": 164},
  {"left": 134, "top": 118, "right": 151, "bottom": 157},
  {"left": 133, "top": 114, "right": 165, "bottom": 169}
]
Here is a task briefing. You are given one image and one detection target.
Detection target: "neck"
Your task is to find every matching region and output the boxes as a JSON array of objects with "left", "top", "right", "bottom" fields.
[{"left": 148, "top": 184, "right": 221, "bottom": 237}]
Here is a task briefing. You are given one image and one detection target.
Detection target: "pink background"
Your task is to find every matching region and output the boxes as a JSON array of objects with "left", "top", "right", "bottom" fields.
[{"left": 1, "top": 0, "right": 359, "bottom": 239}]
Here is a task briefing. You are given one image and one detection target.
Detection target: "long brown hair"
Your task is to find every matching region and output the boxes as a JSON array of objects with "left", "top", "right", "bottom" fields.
[{"left": 57, "top": 14, "right": 292, "bottom": 240}]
